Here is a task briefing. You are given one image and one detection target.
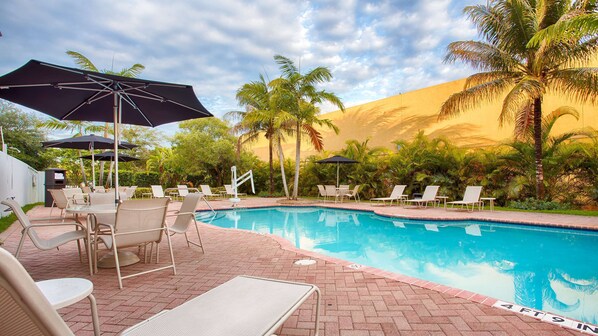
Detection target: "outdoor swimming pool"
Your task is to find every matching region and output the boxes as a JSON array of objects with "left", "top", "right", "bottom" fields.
[{"left": 200, "top": 206, "right": 598, "bottom": 325}]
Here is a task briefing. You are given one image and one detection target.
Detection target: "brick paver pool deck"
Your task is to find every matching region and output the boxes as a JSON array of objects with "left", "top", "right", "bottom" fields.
[{"left": 1, "top": 197, "right": 596, "bottom": 335}]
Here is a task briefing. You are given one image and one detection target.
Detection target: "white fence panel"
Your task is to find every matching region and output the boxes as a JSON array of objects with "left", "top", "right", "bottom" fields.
[{"left": 0, "top": 149, "right": 44, "bottom": 217}]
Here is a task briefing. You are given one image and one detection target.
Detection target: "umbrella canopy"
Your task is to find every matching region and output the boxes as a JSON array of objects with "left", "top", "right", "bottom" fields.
[
  {"left": 42, "top": 134, "right": 137, "bottom": 150},
  {"left": 42, "top": 134, "right": 137, "bottom": 188},
  {"left": 316, "top": 155, "right": 359, "bottom": 187},
  {"left": 0, "top": 59, "right": 212, "bottom": 201},
  {"left": 80, "top": 151, "right": 139, "bottom": 162}
]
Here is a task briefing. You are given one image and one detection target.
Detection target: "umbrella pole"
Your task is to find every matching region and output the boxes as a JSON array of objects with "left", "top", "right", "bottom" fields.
[
  {"left": 337, "top": 163, "right": 340, "bottom": 187},
  {"left": 91, "top": 144, "right": 96, "bottom": 190},
  {"left": 113, "top": 94, "right": 119, "bottom": 203}
]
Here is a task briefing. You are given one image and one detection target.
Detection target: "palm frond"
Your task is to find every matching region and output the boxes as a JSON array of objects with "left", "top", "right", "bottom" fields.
[
  {"left": 274, "top": 55, "right": 298, "bottom": 78},
  {"left": 528, "top": 13, "right": 598, "bottom": 47},
  {"left": 439, "top": 77, "right": 514, "bottom": 119},
  {"left": 301, "top": 123, "right": 324, "bottom": 151},
  {"left": 542, "top": 106, "right": 579, "bottom": 139},
  {"left": 549, "top": 67, "right": 598, "bottom": 103},
  {"left": 66, "top": 51, "right": 99, "bottom": 72},
  {"left": 464, "top": 71, "right": 518, "bottom": 89},
  {"left": 500, "top": 78, "right": 544, "bottom": 127},
  {"left": 513, "top": 103, "right": 534, "bottom": 139},
  {"left": 445, "top": 41, "right": 520, "bottom": 71}
]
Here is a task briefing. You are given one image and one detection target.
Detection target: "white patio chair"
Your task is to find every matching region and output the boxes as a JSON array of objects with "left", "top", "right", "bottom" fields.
[
  {"left": 336, "top": 186, "right": 350, "bottom": 203},
  {"left": 316, "top": 185, "right": 327, "bottom": 201},
  {"left": 125, "top": 186, "right": 138, "bottom": 199},
  {"left": 63, "top": 188, "right": 87, "bottom": 206},
  {"left": 95, "top": 198, "right": 174, "bottom": 289},
  {"left": 344, "top": 185, "right": 361, "bottom": 202},
  {"left": 324, "top": 185, "right": 337, "bottom": 202},
  {"left": 447, "top": 186, "right": 483, "bottom": 212},
  {"left": 0, "top": 247, "right": 100, "bottom": 336},
  {"left": 167, "top": 193, "right": 204, "bottom": 253},
  {"left": 370, "top": 185, "right": 407, "bottom": 206},
  {"left": 0, "top": 199, "right": 89, "bottom": 267},
  {"left": 404, "top": 185, "right": 440, "bottom": 208},
  {"left": 48, "top": 189, "right": 71, "bottom": 217},
  {"left": 151, "top": 185, "right": 169, "bottom": 199}
]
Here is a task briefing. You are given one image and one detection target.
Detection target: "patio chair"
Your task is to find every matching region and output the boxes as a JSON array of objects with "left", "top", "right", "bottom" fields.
[
  {"left": 167, "top": 193, "right": 204, "bottom": 253},
  {"left": 125, "top": 186, "right": 138, "bottom": 199},
  {"left": 224, "top": 184, "right": 246, "bottom": 197},
  {"left": 88, "top": 192, "right": 118, "bottom": 228},
  {"left": 48, "top": 188, "right": 71, "bottom": 217},
  {"left": 343, "top": 185, "right": 361, "bottom": 202},
  {"left": 370, "top": 185, "right": 407, "bottom": 206},
  {"left": 200, "top": 184, "right": 222, "bottom": 200},
  {"left": 151, "top": 185, "right": 170, "bottom": 199},
  {"left": 447, "top": 186, "right": 483, "bottom": 212},
  {"left": 336, "top": 185, "right": 350, "bottom": 203},
  {"left": 121, "top": 275, "right": 320, "bottom": 336},
  {"left": 95, "top": 198, "right": 174, "bottom": 289},
  {"left": 404, "top": 185, "right": 440, "bottom": 208},
  {"left": 0, "top": 199, "right": 89, "bottom": 265},
  {"left": 316, "top": 185, "right": 327, "bottom": 201},
  {"left": 82, "top": 186, "right": 92, "bottom": 193},
  {"left": 324, "top": 185, "right": 337, "bottom": 202},
  {"left": 0, "top": 247, "right": 100, "bottom": 336},
  {"left": 94, "top": 186, "right": 106, "bottom": 193}
]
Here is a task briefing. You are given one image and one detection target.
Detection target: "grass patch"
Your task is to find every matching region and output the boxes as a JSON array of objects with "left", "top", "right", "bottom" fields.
[
  {"left": 0, "top": 202, "right": 43, "bottom": 234},
  {"left": 493, "top": 206, "right": 598, "bottom": 216}
]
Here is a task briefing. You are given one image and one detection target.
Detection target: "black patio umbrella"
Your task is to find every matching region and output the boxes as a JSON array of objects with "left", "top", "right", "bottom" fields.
[
  {"left": 316, "top": 155, "right": 359, "bottom": 187},
  {"left": 42, "top": 134, "right": 137, "bottom": 188},
  {"left": 80, "top": 151, "right": 139, "bottom": 162},
  {"left": 0, "top": 59, "right": 212, "bottom": 201}
]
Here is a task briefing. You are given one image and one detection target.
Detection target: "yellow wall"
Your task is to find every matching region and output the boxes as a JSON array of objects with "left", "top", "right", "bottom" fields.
[{"left": 248, "top": 76, "right": 598, "bottom": 160}]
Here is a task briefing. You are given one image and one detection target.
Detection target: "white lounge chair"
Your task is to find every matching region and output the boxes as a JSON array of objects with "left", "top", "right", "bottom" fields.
[
  {"left": 370, "top": 185, "right": 407, "bottom": 206},
  {"left": 0, "top": 247, "right": 100, "bottom": 336},
  {"left": 122, "top": 275, "right": 321, "bottom": 336},
  {"left": 48, "top": 189, "right": 71, "bottom": 217},
  {"left": 200, "top": 184, "right": 222, "bottom": 200},
  {"left": 316, "top": 185, "right": 326, "bottom": 200},
  {"left": 447, "top": 186, "right": 483, "bottom": 212},
  {"left": 167, "top": 193, "right": 204, "bottom": 253},
  {"left": 151, "top": 185, "right": 167, "bottom": 198},
  {"left": 125, "top": 186, "right": 138, "bottom": 199},
  {"left": 95, "top": 198, "right": 174, "bottom": 289},
  {"left": 404, "top": 185, "right": 440, "bottom": 208}
]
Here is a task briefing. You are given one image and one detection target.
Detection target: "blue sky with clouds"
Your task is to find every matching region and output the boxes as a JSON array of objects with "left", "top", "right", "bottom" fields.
[{"left": 1, "top": 0, "right": 484, "bottom": 137}]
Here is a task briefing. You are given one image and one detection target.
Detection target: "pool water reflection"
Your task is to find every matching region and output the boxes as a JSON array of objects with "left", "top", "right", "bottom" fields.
[{"left": 201, "top": 207, "right": 598, "bottom": 324}]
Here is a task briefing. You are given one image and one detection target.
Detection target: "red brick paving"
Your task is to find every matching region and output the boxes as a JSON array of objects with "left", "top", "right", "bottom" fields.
[{"left": 0, "top": 197, "right": 589, "bottom": 335}]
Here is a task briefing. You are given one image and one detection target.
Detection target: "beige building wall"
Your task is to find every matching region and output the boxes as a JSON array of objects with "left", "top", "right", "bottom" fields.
[{"left": 248, "top": 77, "right": 598, "bottom": 160}]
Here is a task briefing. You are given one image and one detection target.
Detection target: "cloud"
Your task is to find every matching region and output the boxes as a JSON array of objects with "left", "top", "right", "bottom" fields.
[{"left": 0, "top": 0, "right": 484, "bottom": 126}]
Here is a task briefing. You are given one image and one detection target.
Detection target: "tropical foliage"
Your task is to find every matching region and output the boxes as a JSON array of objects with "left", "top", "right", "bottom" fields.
[{"left": 440, "top": 0, "right": 598, "bottom": 199}]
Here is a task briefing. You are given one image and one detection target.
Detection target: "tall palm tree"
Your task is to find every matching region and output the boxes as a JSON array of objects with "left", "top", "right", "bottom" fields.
[
  {"left": 439, "top": 0, "right": 598, "bottom": 199},
  {"left": 271, "top": 55, "right": 345, "bottom": 199},
  {"left": 229, "top": 74, "right": 297, "bottom": 197},
  {"left": 66, "top": 51, "right": 145, "bottom": 185}
]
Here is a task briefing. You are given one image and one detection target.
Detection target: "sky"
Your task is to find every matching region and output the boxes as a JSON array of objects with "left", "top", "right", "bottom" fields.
[{"left": 0, "top": 0, "right": 484, "bottom": 138}]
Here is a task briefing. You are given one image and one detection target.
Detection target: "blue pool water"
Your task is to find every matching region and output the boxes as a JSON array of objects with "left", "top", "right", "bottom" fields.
[{"left": 199, "top": 206, "right": 598, "bottom": 324}]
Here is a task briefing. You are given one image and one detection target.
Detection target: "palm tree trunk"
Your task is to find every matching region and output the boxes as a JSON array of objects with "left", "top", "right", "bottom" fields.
[
  {"left": 292, "top": 121, "right": 301, "bottom": 199},
  {"left": 533, "top": 98, "right": 545, "bottom": 199},
  {"left": 268, "top": 137, "right": 274, "bottom": 195},
  {"left": 277, "top": 138, "right": 290, "bottom": 198}
]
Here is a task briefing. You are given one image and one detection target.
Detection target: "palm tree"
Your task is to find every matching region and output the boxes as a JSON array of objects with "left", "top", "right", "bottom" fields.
[
  {"left": 271, "top": 55, "right": 345, "bottom": 199},
  {"left": 66, "top": 51, "right": 145, "bottom": 186},
  {"left": 439, "top": 0, "right": 598, "bottom": 199},
  {"left": 229, "top": 74, "right": 297, "bottom": 197}
]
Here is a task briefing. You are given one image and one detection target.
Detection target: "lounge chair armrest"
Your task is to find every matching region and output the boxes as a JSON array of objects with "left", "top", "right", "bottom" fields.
[{"left": 30, "top": 217, "right": 79, "bottom": 223}]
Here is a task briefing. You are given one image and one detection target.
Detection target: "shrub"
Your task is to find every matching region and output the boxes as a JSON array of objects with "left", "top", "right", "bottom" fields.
[{"left": 509, "top": 198, "right": 572, "bottom": 211}]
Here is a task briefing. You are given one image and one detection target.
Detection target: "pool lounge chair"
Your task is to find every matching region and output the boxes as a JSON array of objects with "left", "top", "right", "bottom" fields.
[
  {"left": 224, "top": 184, "right": 246, "bottom": 197},
  {"left": 200, "top": 184, "right": 222, "bottom": 200},
  {"left": 404, "top": 185, "right": 440, "bottom": 208},
  {"left": 122, "top": 275, "right": 321, "bottom": 336},
  {"left": 447, "top": 186, "right": 483, "bottom": 212},
  {"left": 370, "top": 185, "right": 407, "bottom": 206}
]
